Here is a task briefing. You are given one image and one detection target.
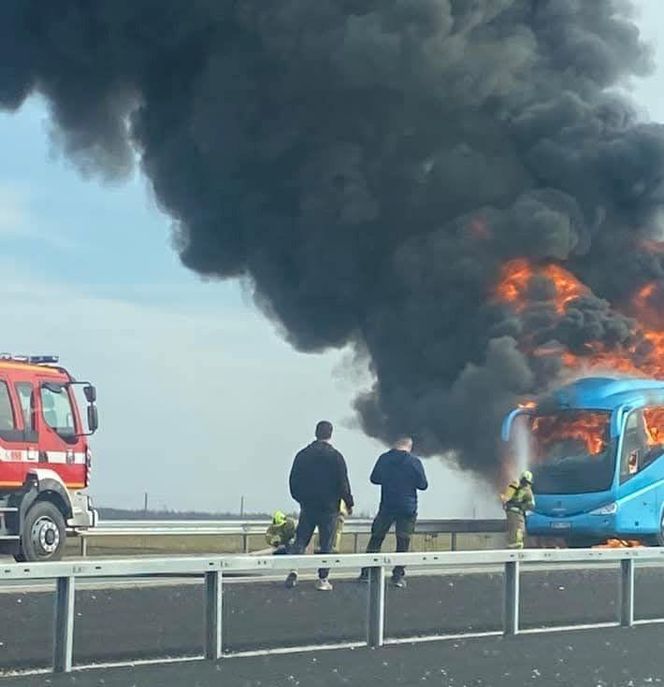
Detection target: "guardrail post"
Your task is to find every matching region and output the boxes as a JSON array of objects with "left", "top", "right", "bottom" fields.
[
  {"left": 53, "top": 576, "right": 75, "bottom": 673},
  {"left": 353, "top": 533, "right": 359, "bottom": 553},
  {"left": 620, "top": 558, "right": 635, "bottom": 627},
  {"left": 366, "top": 565, "right": 385, "bottom": 648},
  {"left": 80, "top": 536, "right": 88, "bottom": 558},
  {"left": 205, "top": 571, "right": 223, "bottom": 660},
  {"left": 242, "top": 533, "right": 249, "bottom": 554},
  {"left": 451, "top": 532, "right": 458, "bottom": 551},
  {"left": 503, "top": 560, "right": 520, "bottom": 636}
]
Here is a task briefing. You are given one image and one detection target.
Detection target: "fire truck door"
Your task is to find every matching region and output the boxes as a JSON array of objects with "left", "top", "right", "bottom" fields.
[
  {"left": 0, "top": 379, "right": 39, "bottom": 485},
  {"left": 38, "top": 383, "right": 79, "bottom": 466},
  {"left": 15, "top": 382, "right": 40, "bottom": 461}
]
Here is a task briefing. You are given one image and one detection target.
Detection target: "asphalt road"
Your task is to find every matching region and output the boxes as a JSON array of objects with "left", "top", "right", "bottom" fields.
[
  {"left": 6, "top": 625, "right": 664, "bottom": 687},
  {"left": 2, "top": 566, "right": 664, "bottom": 673}
]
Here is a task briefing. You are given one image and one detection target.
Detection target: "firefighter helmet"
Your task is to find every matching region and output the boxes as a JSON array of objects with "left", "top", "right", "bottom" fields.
[
  {"left": 520, "top": 469, "right": 533, "bottom": 484},
  {"left": 272, "top": 510, "right": 287, "bottom": 525}
]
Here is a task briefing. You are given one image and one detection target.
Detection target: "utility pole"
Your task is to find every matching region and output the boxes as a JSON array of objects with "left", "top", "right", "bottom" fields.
[
  {"left": 143, "top": 492, "right": 149, "bottom": 518},
  {"left": 240, "top": 496, "right": 245, "bottom": 517}
]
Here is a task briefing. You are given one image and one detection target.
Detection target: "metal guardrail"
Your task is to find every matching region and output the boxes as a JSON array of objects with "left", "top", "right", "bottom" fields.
[
  {"left": 77, "top": 518, "right": 506, "bottom": 555},
  {"left": 5, "top": 546, "right": 664, "bottom": 674}
]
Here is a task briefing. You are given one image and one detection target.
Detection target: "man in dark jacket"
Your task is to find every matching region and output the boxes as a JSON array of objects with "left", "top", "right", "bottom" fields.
[
  {"left": 360, "top": 437, "right": 428, "bottom": 588},
  {"left": 286, "top": 420, "right": 354, "bottom": 591}
]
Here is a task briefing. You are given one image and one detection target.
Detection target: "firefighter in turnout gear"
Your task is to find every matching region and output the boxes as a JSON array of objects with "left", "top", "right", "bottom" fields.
[
  {"left": 265, "top": 511, "right": 296, "bottom": 554},
  {"left": 501, "top": 470, "right": 535, "bottom": 549},
  {"left": 313, "top": 501, "right": 348, "bottom": 554},
  {"left": 333, "top": 500, "right": 348, "bottom": 553}
]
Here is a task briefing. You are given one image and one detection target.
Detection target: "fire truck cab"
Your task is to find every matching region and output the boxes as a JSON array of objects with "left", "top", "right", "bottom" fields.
[{"left": 0, "top": 354, "right": 98, "bottom": 561}]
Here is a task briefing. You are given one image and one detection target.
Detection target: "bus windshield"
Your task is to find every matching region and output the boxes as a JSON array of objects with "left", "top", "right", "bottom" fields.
[{"left": 527, "top": 410, "right": 615, "bottom": 494}]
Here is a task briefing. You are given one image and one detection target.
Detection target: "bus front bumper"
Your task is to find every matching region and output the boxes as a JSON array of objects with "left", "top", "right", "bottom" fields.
[{"left": 526, "top": 511, "right": 620, "bottom": 538}]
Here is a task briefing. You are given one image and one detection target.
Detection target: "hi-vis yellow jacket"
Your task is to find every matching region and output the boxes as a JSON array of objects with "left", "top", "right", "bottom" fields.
[
  {"left": 265, "top": 516, "right": 296, "bottom": 547},
  {"left": 501, "top": 481, "right": 535, "bottom": 514}
]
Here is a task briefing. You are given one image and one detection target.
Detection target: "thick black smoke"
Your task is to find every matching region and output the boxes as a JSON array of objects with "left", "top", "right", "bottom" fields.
[{"left": 3, "top": 0, "right": 664, "bottom": 482}]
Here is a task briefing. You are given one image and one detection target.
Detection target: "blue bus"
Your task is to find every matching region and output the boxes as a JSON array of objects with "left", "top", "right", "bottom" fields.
[{"left": 502, "top": 376, "right": 664, "bottom": 546}]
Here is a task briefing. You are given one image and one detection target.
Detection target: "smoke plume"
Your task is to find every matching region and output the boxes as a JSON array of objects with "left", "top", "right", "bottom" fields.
[{"left": 2, "top": 0, "right": 664, "bottom": 482}]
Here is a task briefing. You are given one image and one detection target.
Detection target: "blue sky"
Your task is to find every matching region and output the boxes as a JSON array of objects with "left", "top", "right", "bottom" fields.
[
  {"left": 0, "top": 98, "right": 224, "bottom": 304},
  {"left": 0, "top": 1, "right": 661, "bottom": 516}
]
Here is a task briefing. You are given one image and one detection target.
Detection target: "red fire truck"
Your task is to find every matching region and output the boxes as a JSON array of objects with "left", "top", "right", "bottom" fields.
[{"left": 0, "top": 354, "right": 98, "bottom": 561}]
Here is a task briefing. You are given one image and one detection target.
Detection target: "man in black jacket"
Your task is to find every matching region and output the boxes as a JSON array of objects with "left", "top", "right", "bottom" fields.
[
  {"left": 360, "top": 437, "right": 428, "bottom": 588},
  {"left": 286, "top": 420, "right": 354, "bottom": 591}
]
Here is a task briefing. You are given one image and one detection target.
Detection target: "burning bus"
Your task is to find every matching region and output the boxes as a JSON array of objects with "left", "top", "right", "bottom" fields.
[{"left": 502, "top": 376, "right": 664, "bottom": 547}]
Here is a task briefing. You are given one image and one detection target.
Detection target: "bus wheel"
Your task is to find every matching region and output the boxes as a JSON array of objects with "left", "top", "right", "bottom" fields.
[{"left": 15, "top": 501, "right": 66, "bottom": 562}]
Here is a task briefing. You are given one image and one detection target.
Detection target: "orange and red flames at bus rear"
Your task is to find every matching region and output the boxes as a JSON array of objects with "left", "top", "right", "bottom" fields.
[
  {"left": 496, "top": 259, "right": 588, "bottom": 315},
  {"left": 494, "top": 259, "right": 664, "bottom": 379}
]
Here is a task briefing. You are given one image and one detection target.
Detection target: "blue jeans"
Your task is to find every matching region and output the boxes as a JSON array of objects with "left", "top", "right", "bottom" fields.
[{"left": 288, "top": 506, "right": 338, "bottom": 579}]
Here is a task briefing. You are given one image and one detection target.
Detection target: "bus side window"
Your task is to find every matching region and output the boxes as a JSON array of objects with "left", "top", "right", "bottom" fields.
[
  {"left": 643, "top": 407, "right": 664, "bottom": 467},
  {"left": 620, "top": 411, "right": 648, "bottom": 482}
]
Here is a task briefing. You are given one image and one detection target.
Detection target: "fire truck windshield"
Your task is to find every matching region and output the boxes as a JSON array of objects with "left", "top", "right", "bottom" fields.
[
  {"left": 528, "top": 410, "right": 616, "bottom": 494},
  {"left": 40, "top": 384, "right": 76, "bottom": 437}
]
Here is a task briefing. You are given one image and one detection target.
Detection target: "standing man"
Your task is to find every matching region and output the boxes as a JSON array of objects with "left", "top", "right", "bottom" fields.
[
  {"left": 286, "top": 420, "right": 354, "bottom": 591},
  {"left": 501, "top": 469, "right": 535, "bottom": 549},
  {"left": 360, "top": 437, "right": 428, "bottom": 588}
]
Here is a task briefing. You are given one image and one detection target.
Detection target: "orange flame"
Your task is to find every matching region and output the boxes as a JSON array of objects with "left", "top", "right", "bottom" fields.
[
  {"left": 644, "top": 407, "right": 664, "bottom": 446},
  {"left": 495, "top": 259, "right": 587, "bottom": 314},
  {"left": 564, "top": 283, "right": 664, "bottom": 378},
  {"left": 559, "top": 345, "right": 649, "bottom": 378},
  {"left": 634, "top": 282, "right": 664, "bottom": 330},
  {"left": 593, "top": 539, "right": 642, "bottom": 549},
  {"left": 532, "top": 412, "right": 608, "bottom": 456},
  {"left": 494, "top": 258, "right": 664, "bottom": 380}
]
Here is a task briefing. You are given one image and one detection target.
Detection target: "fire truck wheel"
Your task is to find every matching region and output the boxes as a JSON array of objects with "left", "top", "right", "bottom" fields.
[{"left": 17, "top": 501, "right": 66, "bottom": 562}]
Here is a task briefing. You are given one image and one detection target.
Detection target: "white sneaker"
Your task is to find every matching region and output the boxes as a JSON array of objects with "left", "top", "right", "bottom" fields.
[{"left": 315, "top": 578, "right": 333, "bottom": 591}]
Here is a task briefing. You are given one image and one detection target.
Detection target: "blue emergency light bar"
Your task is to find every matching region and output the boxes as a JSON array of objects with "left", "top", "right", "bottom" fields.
[{"left": 0, "top": 353, "right": 60, "bottom": 365}]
